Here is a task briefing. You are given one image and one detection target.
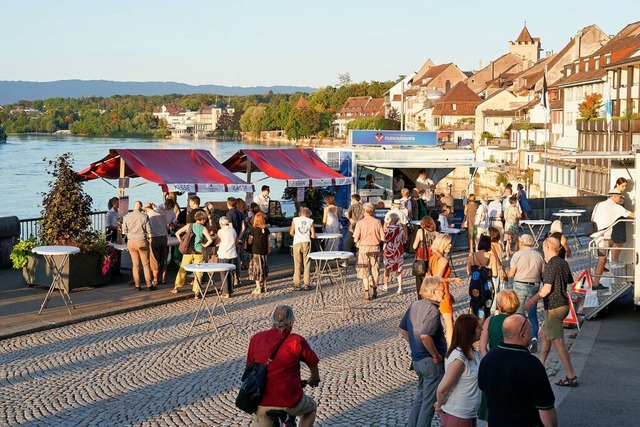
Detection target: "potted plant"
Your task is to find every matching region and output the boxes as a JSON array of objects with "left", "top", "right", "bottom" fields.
[{"left": 13, "top": 153, "right": 112, "bottom": 290}]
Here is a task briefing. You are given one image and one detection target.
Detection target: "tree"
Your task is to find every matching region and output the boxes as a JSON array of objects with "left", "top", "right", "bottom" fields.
[
  {"left": 239, "top": 105, "right": 267, "bottom": 138},
  {"left": 285, "top": 106, "right": 320, "bottom": 140},
  {"left": 578, "top": 93, "right": 603, "bottom": 120},
  {"left": 338, "top": 73, "right": 352, "bottom": 87},
  {"left": 39, "top": 153, "right": 95, "bottom": 248}
]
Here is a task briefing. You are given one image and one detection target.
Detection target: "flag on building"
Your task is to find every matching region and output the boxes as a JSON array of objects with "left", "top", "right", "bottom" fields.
[
  {"left": 605, "top": 77, "right": 612, "bottom": 132},
  {"left": 541, "top": 69, "right": 548, "bottom": 109}
]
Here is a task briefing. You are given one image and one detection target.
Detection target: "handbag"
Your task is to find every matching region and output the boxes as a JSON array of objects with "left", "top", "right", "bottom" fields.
[
  {"left": 490, "top": 246, "right": 508, "bottom": 283},
  {"left": 178, "top": 224, "right": 195, "bottom": 255},
  {"left": 412, "top": 229, "right": 429, "bottom": 276},
  {"left": 235, "top": 333, "right": 289, "bottom": 414}
]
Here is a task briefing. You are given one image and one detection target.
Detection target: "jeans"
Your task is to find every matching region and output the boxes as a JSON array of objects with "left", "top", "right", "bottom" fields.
[
  {"left": 513, "top": 281, "right": 540, "bottom": 339},
  {"left": 409, "top": 357, "right": 445, "bottom": 427},
  {"left": 217, "top": 257, "right": 237, "bottom": 294}
]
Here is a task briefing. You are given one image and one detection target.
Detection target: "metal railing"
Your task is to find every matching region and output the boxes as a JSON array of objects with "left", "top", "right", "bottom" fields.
[
  {"left": 19, "top": 211, "right": 108, "bottom": 241},
  {"left": 588, "top": 218, "right": 634, "bottom": 281}
]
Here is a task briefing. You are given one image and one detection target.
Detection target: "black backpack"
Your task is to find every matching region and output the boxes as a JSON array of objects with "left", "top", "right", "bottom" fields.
[{"left": 468, "top": 259, "right": 493, "bottom": 318}]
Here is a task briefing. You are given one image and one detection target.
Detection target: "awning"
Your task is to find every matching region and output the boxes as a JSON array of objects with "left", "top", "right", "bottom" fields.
[
  {"left": 222, "top": 148, "right": 351, "bottom": 187},
  {"left": 77, "top": 149, "right": 254, "bottom": 193}
]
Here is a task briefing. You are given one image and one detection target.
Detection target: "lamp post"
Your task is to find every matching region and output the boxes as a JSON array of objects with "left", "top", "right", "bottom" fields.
[{"left": 400, "top": 79, "right": 405, "bottom": 131}]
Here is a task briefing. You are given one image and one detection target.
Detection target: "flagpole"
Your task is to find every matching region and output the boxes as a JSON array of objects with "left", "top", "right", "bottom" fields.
[{"left": 543, "top": 67, "right": 548, "bottom": 219}]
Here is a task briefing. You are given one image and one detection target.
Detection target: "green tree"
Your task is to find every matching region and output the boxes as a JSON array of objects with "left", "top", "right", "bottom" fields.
[
  {"left": 39, "top": 153, "right": 94, "bottom": 247},
  {"left": 285, "top": 106, "right": 320, "bottom": 140},
  {"left": 239, "top": 105, "right": 267, "bottom": 138}
]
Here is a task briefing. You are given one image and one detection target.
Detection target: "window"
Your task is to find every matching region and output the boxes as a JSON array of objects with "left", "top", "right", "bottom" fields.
[
  {"left": 605, "top": 54, "right": 611, "bottom": 65},
  {"left": 585, "top": 61, "right": 589, "bottom": 72},
  {"left": 452, "top": 103, "right": 457, "bottom": 111},
  {"left": 594, "top": 56, "right": 600, "bottom": 70}
]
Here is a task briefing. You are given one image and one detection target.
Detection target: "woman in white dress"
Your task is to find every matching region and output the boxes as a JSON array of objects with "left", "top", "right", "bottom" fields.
[{"left": 322, "top": 194, "right": 342, "bottom": 251}]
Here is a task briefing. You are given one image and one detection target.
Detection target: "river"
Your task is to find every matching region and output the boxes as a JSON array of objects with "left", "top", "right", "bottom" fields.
[{"left": 0, "top": 135, "right": 294, "bottom": 219}]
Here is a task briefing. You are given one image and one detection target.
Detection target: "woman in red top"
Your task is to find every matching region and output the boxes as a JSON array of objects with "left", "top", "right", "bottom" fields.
[{"left": 429, "top": 233, "right": 462, "bottom": 346}]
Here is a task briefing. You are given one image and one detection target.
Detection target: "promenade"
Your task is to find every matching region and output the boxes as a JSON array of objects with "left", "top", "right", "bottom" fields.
[{"left": 1, "top": 237, "right": 639, "bottom": 426}]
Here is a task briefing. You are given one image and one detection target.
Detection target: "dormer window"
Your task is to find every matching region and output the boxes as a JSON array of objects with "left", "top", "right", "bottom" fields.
[
  {"left": 584, "top": 61, "right": 589, "bottom": 72},
  {"left": 452, "top": 103, "right": 457, "bottom": 111}
]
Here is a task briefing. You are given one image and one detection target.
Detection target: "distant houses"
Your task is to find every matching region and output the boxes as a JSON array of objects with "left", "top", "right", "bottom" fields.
[
  {"left": 152, "top": 103, "right": 235, "bottom": 138},
  {"left": 331, "top": 21, "right": 640, "bottom": 198}
]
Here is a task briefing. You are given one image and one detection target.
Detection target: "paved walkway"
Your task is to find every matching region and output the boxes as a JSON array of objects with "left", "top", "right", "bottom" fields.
[{"left": 0, "top": 236, "right": 638, "bottom": 426}]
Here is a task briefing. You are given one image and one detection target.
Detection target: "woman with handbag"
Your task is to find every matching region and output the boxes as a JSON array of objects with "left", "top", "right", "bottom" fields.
[
  {"left": 172, "top": 211, "right": 213, "bottom": 298},
  {"left": 430, "top": 233, "right": 462, "bottom": 347},
  {"left": 248, "top": 212, "right": 271, "bottom": 295},
  {"left": 488, "top": 227, "right": 508, "bottom": 313},
  {"left": 412, "top": 216, "right": 437, "bottom": 299}
]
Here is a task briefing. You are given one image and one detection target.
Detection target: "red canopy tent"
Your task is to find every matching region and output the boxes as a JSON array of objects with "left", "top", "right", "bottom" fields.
[
  {"left": 222, "top": 148, "right": 350, "bottom": 187},
  {"left": 77, "top": 149, "right": 254, "bottom": 194}
]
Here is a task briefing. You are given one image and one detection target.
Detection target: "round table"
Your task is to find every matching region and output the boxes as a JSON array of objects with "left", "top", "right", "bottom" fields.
[
  {"left": 315, "top": 232, "right": 342, "bottom": 251},
  {"left": 184, "top": 263, "right": 237, "bottom": 337},
  {"left": 560, "top": 209, "right": 586, "bottom": 214},
  {"left": 308, "top": 251, "right": 354, "bottom": 319},
  {"left": 521, "top": 220, "right": 552, "bottom": 248},
  {"left": 32, "top": 246, "right": 80, "bottom": 315},
  {"left": 553, "top": 212, "right": 582, "bottom": 247}
]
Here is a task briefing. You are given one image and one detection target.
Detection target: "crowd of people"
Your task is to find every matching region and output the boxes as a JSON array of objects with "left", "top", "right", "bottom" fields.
[{"left": 106, "top": 174, "right": 637, "bottom": 427}]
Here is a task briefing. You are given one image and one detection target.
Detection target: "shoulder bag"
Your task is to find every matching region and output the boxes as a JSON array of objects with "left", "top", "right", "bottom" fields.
[
  {"left": 412, "top": 229, "right": 428, "bottom": 277},
  {"left": 235, "top": 333, "right": 289, "bottom": 414},
  {"left": 178, "top": 223, "right": 195, "bottom": 255},
  {"left": 490, "top": 246, "right": 508, "bottom": 282}
]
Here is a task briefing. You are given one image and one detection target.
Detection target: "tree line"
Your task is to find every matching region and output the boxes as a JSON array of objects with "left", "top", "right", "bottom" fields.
[{"left": 0, "top": 79, "right": 397, "bottom": 139}]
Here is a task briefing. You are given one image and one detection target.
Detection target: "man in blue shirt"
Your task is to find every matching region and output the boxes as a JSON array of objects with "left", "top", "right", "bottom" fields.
[{"left": 399, "top": 276, "right": 447, "bottom": 427}]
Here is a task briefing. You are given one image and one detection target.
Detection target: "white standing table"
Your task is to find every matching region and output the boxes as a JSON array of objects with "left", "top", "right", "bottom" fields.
[
  {"left": 315, "top": 232, "right": 342, "bottom": 251},
  {"left": 308, "top": 251, "right": 354, "bottom": 319},
  {"left": 553, "top": 212, "right": 583, "bottom": 247},
  {"left": 521, "top": 220, "right": 552, "bottom": 248},
  {"left": 184, "top": 263, "right": 237, "bottom": 337},
  {"left": 32, "top": 246, "right": 80, "bottom": 315}
]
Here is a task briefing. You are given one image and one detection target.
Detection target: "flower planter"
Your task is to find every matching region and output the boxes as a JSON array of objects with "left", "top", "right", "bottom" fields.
[{"left": 23, "top": 252, "right": 110, "bottom": 292}]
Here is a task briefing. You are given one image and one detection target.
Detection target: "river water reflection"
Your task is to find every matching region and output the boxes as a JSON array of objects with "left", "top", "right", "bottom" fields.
[{"left": 0, "top": 135, "right": 293, "bottom": 219}]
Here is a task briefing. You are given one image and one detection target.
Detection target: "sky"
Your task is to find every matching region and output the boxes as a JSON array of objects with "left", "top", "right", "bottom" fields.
[{"left": 2, "top": 0, "right": 639, "bottom": 89}]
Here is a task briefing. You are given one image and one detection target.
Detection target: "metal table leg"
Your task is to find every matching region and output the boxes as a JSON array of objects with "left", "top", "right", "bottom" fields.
[{"left": 38, "top": 254, "right": 75, "bottom": 315}]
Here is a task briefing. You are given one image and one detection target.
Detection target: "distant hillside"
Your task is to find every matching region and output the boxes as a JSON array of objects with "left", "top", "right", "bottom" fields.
[{"left": 0, "top": 80, "right": 317, "bottom": 104}]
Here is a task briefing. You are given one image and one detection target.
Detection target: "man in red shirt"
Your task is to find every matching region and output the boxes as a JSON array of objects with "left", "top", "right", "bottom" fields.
[{"left": 246, "top": 305, "right": 320, "bottom": 427}]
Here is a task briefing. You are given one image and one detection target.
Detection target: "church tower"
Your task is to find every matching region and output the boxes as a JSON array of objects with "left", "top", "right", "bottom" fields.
[{"left": 508, "top": 23, "right": 542, "bottom": 68}]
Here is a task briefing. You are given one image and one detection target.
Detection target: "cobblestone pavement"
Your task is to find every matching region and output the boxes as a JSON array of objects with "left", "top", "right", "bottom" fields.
[{"left": 0, "top": 237, "right": 603, "bottom": 426}]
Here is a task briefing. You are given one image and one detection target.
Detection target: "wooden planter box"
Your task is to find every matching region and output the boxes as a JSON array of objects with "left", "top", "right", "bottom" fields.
[{"left": 23, "top": 252, "right": 110, "bottom": 292}]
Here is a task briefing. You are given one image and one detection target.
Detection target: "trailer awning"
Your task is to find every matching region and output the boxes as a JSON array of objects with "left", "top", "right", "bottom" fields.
[
  {"left": 77, "top": 149, "right": 254, "bottom": 192},
  {"left": 222, "top": 148, "right": 351, "bottom": 187}
]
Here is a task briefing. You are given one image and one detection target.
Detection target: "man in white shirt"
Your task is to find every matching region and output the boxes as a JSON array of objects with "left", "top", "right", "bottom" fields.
[
  {"left": 216, "top": 217, "right": 238, "bottom": 297},
  {"left": 488, "top": 195, "right": 505, "bottom": 242},
  {"left": 253, "top": 185, "right": 271, "bottom": 216},
  {"left": 415, "top": 169, "right": 435, "bottom": 205},
  {"left": 393, "top": 175, "right": 405, "bottom": 197},
  {"left": 591, "top": 189, "right": 635, "bottom": 289},
  {"left": 290, "top": 208, "right": 316, "bottom": 290}
]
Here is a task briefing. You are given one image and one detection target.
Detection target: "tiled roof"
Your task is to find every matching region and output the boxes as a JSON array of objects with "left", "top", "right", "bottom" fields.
[
  {"left": 336, "top": 96, "right": 384, "bottom": 119},
  {"left": 515, "top": 25, "right": 534, "bottom": 43},
  {"left": 413, "top": 63, "right": 452, "bottom": 86},
  {"left": 432, "top": 82, "right": 482, "bottom": 116},
  {"left": 295, "top": 96, "right": 308, "bottom": 109}
]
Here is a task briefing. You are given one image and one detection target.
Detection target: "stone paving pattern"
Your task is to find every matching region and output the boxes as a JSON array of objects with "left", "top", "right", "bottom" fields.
[{"left": 0, "top": 236, "right": 608, "bottom": 426}]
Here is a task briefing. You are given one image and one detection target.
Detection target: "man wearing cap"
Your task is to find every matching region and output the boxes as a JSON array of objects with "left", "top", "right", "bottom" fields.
[
  {"left": 508, "top": 234, "right": 545, "bottom": 353},
  {"left": 591, "top": 189, "right": 635, "bottom": 290}
]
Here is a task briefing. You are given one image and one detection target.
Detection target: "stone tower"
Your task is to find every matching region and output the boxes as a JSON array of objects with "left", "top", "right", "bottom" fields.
[{"left": 508, "top": 24, "right": 542, "bottom": 68}]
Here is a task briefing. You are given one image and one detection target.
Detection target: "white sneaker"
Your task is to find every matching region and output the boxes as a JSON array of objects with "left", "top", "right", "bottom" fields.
[{"left": 529, "top": 337, "right": 538, "bottom": 353}]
